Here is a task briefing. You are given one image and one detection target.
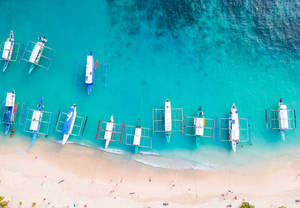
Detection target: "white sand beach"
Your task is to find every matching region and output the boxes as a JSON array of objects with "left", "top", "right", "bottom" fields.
[{"left": 0, "top": 136, "right": 300, "bottom": 208}]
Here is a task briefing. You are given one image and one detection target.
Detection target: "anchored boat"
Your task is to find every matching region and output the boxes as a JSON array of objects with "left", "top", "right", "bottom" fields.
[
  {"left": 61, "top": 104, "right": 77, "bottom": 145},
  {"left": 2, "top": 31, "right": 14, "bottom": 72},
  {"left": 278, "top": 99, "right": 289, "bottom": 141},
  {"left": 165, "top": 99, "right": 172, "bottom": 142},
  {"left": 194, "top": 111, "right": 205, "bottom": 147},
  {"left": 229, "top": 104, "right": 240, "bottom": 152},
  {"left": 28, "top": 36, "right": 47, "bottom": 74},
  {"left": 104, "top": 115, "right": 114, "bottom": 149},
  {"left": 29, "top": 97, "right": 44, "bottom": 147},
  {"left": 133, "top": 126, "right": 142, "bottom": 153},
  {"left": 85, "top": 51, "right": 96, "bottom": 95},
  {"left": 3, "top": 90, "right": 17, "bottom": 135}
]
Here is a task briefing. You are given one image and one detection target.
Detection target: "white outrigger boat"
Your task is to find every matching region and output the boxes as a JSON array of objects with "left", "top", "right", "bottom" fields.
[
  {"left": 61, "top": 104, "right": 77, "bottom": 145},
  {"left": 133, "top": 126, "right": 142, "bottom": 153},
  {"left": 28, "top": 36, "right": 47, "bottom": 74},
  {"left": 2, "top": 31, "right": 15, "bottom": 72},
  {"left": 29, "top": 97, "right": 44, "bottom": 148},
  {"left": 194, "top": 111, "right": 205, "bottom": 147},
  {"left": 104, "top": 115, "right": 114, "bottom": 149},
  {"left": 85, "top": 51, "right": 96, "bottom": 95},
  {"left": 278, "top": 99, "right": 289, "bottom": 141},
  {"left": 229, "top": 104, "right": 240, "bottom": 152},
  {"left": 165, "top": 99, "right": 172, "bottom": 142},
  {"left": 3, "top": 90, "right": 17, "bottom": 135}
]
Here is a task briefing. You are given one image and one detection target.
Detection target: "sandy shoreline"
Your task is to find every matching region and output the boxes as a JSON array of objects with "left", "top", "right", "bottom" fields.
[{"left": 0, "top": 136, "right": 300, "bottom": 207}]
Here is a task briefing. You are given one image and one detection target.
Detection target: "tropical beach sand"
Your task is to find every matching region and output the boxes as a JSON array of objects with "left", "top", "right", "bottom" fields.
[{"left": 0, "top": 137, "right": 300, "bottom": 208}]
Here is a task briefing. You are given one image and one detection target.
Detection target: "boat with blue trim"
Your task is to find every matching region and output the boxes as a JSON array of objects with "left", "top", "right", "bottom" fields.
[
  {"left": 2, "top": 31, "right": 14, "bottom": 72},
  {"left": 62, "top": 104, "right": 77, "bottom": 145},
  {"left": 85, "top": 51, "right": 95, "bottom": 95},
  {"left": 29, "top": 97, "right": 44, "bottom": 147},
  {"left": 3, "top": 90, "right": 17, "bottom": 135},
  {"left": 229, "top": 104, "right": 240, "bottom": 152}
]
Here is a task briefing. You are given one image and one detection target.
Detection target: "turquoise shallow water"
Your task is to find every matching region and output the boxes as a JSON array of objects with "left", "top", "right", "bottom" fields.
[{"left": 1, "top": 0, "right": 300, "bottom": 169}]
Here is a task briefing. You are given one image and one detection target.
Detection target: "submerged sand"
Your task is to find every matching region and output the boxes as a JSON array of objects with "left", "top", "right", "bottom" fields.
[{"left": 0, "top": 136, "right": 300, "bottom": 208}]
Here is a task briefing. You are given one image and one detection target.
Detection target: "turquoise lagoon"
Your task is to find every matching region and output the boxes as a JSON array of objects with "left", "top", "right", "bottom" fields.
[{"left": 0, "top": 0, "right": 300, "bottom": 169}]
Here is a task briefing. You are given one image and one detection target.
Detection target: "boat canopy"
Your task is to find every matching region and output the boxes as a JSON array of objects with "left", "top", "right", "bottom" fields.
[
  {"left": 279, "top": 104, "right": 289, "bottom": 130},
  {"left": 133, "top": 127, "right": 142, "bottom": 146},
  {"left": 230, "top": 112, "right": 240, "bottom": 141},
  {"left": 85, "top": 55, "right": 94, "bottom": 84},
  {"left": 5, "top": 92, "right": 15, "bottom": 107},
  {"left": 29, "top": 42, "right": 43, "bottom": 64},
  {"left": 165, "top": 100, "right": 172, "bottom": 132},
  {"left": 2, "top": 41, "right": 12, "bottom": 60},
  {"left": 194, "top": 117, "right": 205, "bottom": 136},
  {"left": 30, "top": 110, "right": 43, "bottom": 131},
  {"left": 104, "top": 121, "right": 113, "bottom": 140}
]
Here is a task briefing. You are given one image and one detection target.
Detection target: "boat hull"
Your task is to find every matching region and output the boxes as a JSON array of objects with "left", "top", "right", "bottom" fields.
[
  {"left": 2, "top": 60, "right": 9, "bottom": 72},
  {"left": 31, "top": 132, "right": 38, "bottom": 148},
  {"left": 28, "top": 64, "right": 36, "bottom": 74}
]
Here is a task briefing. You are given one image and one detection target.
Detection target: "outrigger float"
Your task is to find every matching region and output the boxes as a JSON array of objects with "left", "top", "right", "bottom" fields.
[
  {"left": 85, "top": 51, "right": 98, "bottom": 95},
  {"left": 1, "top": 31, "right": 15, "bottom": 72},
  {"left": 152, "top": 99, "right": 184, "bottom": 143},
  {"left": 124, "top": 121, "right": 152, "bottom": 153},
  {"left": 218, "top": 104, "right": 251, "bottom": 152},
  {"left": 184, "top": 107, "right": 215, "bottom": 147},
  {"left": 55, "top": 105, "right": 86, "bottom": 144},
  {"left": 265, "top": 99, "right": 296, "bottom": 141},
  {"left": 95, "top": 115, "right": 123, "bottom": 149},
  {"left": 3, "top": 90, "right": 17, "bottom": 135}
]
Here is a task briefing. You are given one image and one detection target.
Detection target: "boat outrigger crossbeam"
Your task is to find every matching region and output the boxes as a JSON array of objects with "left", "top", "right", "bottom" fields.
[
  {"left": 218, "top": 104, "right": 251, "bottom": 152},
  {"left": 184, "top": 108, "right": 215, "bottom": 147},
  {"left": 265, "top": 98, "right": 296, "bottom": 141},
  {"left": 55, "top": 106, "right": 86, "bottom": 144},
  {"left": 124, "top": 124, "right": 152, "bottom": 153},
  {"left": 95, "top": 116, "right": 123, "bottom": 149},
  {"left": 22, "top": 36, "right": 55, "bottom": 74},
  {"left": 23, "top": 97, "right": 53, "bottom": 147},
  {"left": 152, "top": 99, "right": 184, "bottom": 143}
]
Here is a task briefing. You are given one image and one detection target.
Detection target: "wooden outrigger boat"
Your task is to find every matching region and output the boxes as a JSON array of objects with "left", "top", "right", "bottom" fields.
[
  {"left": 2, "top": 31, "right": 14, "bottom": 72},
  {"left": 28, "top": 36, "right": 47, "bottom": 74},
  {"left": 29, "top": 97, "right": 44, "bottom": 147},
  {"left": 164, "top": 99, "right": 172, "bottom": 142},
  {"left": 3, "top": 90, "right": 17, "bottom": 135}
]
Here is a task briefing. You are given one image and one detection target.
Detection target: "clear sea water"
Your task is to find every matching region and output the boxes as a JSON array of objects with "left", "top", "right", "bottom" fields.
[{"left": 1, "top": 0, "right": 300, "bottom": 169}]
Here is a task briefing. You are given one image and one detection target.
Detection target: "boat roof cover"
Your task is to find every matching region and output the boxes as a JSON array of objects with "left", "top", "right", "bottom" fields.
[
  {"left": 230, "top": 112, "right": 240, "bottom": 141},
  {"left": 279, "top": 104, "right": 289, "bottom": 129},
  {"left": 30, "top": 110, "right": 43, "bottom": 131},
  {"left": 133, "top": 127, "right": 142, "bottom": 146},
  {"left": 194, "top": 117, "right": 204, "bottom": 136},
  {"left": 2, "top": 41, "right": 12, "bottom": 59},
  {"left": 104, "top": 122, "right": 113, "bottom": 140},
  {"left": 85, "top": 55, "right": 94, "bottom": 84},
  {"left": 29, "top": 42, "right": 43, "bottom": 63},
  {"left": 165, "top": 101, "right": 172, "bottom": 132},
  {"left": 5, "top": 92, "right": 15, "bottom": 107}
]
